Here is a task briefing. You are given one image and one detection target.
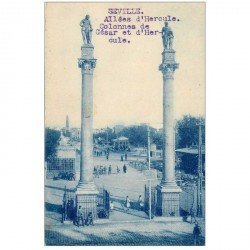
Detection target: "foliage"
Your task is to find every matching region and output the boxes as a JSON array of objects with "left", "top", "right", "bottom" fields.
[
  {"left": 117, "top": 125, "right": 162, "bottom": 148},
  {"left": 45, "top": 128, "right": 61, "bottom": 162},
  {"left": 93, "top": 127, "right": 116, "bottom": 144},
  {"left": 176, "top": 115, "right": 205, "bottom": 174},
  {"left": 176, "top": 115, "right": 205, "bottom": 149},
  {"left": 118, "top": 125, "right": 148, "bottom": 147}
]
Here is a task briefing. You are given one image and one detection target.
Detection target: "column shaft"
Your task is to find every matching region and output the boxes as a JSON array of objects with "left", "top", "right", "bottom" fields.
[
  {"left": 162, "top": 76, "right": 175, "bottom": 186},
  {"left": 80, "top": 72, "right": 93, "bottom": 185}
]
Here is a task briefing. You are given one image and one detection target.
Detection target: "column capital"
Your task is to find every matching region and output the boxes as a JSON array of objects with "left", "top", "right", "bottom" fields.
[
  {"left": 159, "top": 63, "right": 179, "bottom": 79},
  {"left": 78, "top": 58, "right": 97, "bottom": 74}
]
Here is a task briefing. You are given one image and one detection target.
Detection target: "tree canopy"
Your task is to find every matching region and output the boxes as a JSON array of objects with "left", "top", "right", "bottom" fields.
[
  {"left": 176, "top": 115, "right": 205, "bottom": 149},
  {"left": 45, "top": 128, "right": 61, "bottom": 162}
]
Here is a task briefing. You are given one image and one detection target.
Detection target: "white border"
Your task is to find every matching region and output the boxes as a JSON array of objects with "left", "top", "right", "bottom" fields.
[{"left": 0, "top": 0, "right": 250, "bottom": 249}]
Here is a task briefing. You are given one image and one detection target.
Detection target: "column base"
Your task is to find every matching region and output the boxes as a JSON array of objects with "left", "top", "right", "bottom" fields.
[
  {"left": 156, "top": 183, "right": 182, "bottom": 217},
  {"left": 75, "top": 182, "right": 99, "bottom": 219}
]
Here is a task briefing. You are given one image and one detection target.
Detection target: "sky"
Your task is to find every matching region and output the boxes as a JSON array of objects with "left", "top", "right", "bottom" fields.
[{"left": 45, "top": 2, "right": 205, "bottom": 129}]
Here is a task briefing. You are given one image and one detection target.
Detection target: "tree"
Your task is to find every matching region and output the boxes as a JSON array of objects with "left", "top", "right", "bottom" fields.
[
  {"left": 45, "top": 128, "right": 61, "bottom": 162},
  {"left": 175, "top": 115, "right": 205, "bottom": 174},
  {"left": 93, "top": 127, "right": 116, "bottom": 145},
  {"left": 118, "top": 125, "right": 148, "bottom": 147},
  {"left": 152, "top": 130, "right": 163, "bottom": 150},
  {"left": 176, "top": 115, "right": 205, "bottom": 149}
]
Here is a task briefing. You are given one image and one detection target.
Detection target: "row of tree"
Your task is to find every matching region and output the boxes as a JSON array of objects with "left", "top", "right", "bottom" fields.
[
  {"left": 45, "top": 115, "right": 205, "bottom": 175},
  {"left": 93, "top": 115, "right": 205, "bottom": 150}
]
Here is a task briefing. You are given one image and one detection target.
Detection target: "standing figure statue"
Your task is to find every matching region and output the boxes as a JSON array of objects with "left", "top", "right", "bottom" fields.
[
  {"left": 161, "top": 22, "right": 174, "bottom": 49},
  {"left": 80, "top": 14, "right": 93, "bottom": 45}
]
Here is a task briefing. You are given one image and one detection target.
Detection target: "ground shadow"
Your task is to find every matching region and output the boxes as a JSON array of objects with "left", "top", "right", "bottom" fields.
[
  {"left": 45, "top": 228, "right": 205, "bottom": 246},
  {"left": 45, "top": 202, "right": 62, "bottom": 213}
]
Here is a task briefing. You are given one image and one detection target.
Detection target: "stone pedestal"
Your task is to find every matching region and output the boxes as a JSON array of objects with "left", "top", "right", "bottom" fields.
[
  {"left": 76, "top": 43, "right": 98, "bottom": 218},
  {"left": 157, "top": 48, "right": 182, "bottom": 217},
  {"left": 156, "top": 185, "right": 181, "bottom": 216}
]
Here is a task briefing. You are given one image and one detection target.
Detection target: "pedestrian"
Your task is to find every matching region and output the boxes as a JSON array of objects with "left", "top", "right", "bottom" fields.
[
  {"left": 125, "top": 196, "right": 130, "bottom": 211},
  {"left": 193, "top": 221, "right": 202, "bottom": 245},
  {"left": 190, "top": 207, "right": 196, "bottom": 223},
  {"left": 85, "top": 212, "right": 94, "bottom": 226},
  {"left": 116, "top": 166, "right": 120, "bottom": 174},
  {"left": 66, "top": 200, "right": 71, "bottom": 220},
  {"left": 138, "top": 195, "right": 144, "bottom": 211},
  {"left": 123, "top": 164, "right": 127, "bottom": 173},
  {"left": 69, "top": 198, "right": 75, "bottom": 220},
  {"left": 77, "top": 206, "right": 85, "bottom": 227},
  {"left": 108, "top": 165, "right": 112, "bottom": 174},
  {"left": 110, "top": 201, "right": 114, "bottom": 212},
  {"left": 96, "top": 166, "right": 100, "bottom": 178},
  {"left": 104, "top": 166, "right": 107, "bottom": 175},
  {"left": 125, "top": 153, "right": 127, "bottom": 161},
  {"left": 121, "top": 155, "right": 123, "bottom": 161}
]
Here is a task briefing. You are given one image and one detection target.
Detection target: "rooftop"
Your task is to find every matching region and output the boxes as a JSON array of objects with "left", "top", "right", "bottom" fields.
[{"left": 175, "top": 146, "right": 205, "bottom": 155}]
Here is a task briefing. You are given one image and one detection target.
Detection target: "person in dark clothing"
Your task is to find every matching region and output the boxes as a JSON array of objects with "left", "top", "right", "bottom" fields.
[
  {"left": 108, "top": 165, "right": 112, "bottom": 175},
  {"left": 66, "top": 200, "right": 71, "bottom": 220},
  {"left": 193, "top": 221, "right": 202, "bottom": 245},
  {"left": 125, "top": 153, "right": 127, "bottom": 161},
  {"left": 85, "top": 212, "right": 94, "bottom": 226},
  {"left": 69, "top": 198, "right": 75, "bottom": 220},
  {"left": 123, "top": 164, "right": 127, "bottom": 173}
]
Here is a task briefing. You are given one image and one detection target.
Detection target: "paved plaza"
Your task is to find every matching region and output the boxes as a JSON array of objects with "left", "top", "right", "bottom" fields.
[{"left": 45, "top": 152, "right": 205, "bottom": 246}]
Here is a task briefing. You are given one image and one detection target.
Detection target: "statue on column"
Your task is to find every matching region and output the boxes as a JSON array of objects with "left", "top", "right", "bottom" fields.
[
  {"left": 161, "top": 22, "right": 174, "bottom": 50},
  {"left": 80, "top": 15, "right": 93, "bottom": 45}
]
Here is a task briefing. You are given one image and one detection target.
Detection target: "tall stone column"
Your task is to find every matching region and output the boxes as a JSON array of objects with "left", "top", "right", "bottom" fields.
[
  {"left": 156, "top": 23, "right": 181, "bottom": 217},
  {"left": 75, "top": 19, "right": 98, "bottom": 218}
]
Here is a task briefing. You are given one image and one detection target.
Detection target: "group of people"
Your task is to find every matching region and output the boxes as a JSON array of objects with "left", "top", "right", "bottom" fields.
[
  {"left": 93, "top": 164, "right": 128, "bottom": 177},
  {"left": 62, "top": 197, "right": 75, "bottom": 221},
  {"left": 94, "top": 151, "right": 103, "bottom": 157},
  {"left": 93, "top": 165, "right": 113, "bottom": 177},
  {"left": 108, "top": 195, "right": 144, "bottom": 213},
  {"left": 123, "top": 195, "right": 144, "bottom": 211},
  {"left": 120, "top": 153, "right": 128, "bottom": 161},
  {"left": 76, "top": 207, "right": 94, "bottom": 227},
  {"left": 61, "top": 197, "right": 94, "bottom": 227}
]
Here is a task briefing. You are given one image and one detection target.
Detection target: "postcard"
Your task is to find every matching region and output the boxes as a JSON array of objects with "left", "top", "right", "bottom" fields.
[{"left": 45, "top": 2, "right": 205, "bottom": 246}]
